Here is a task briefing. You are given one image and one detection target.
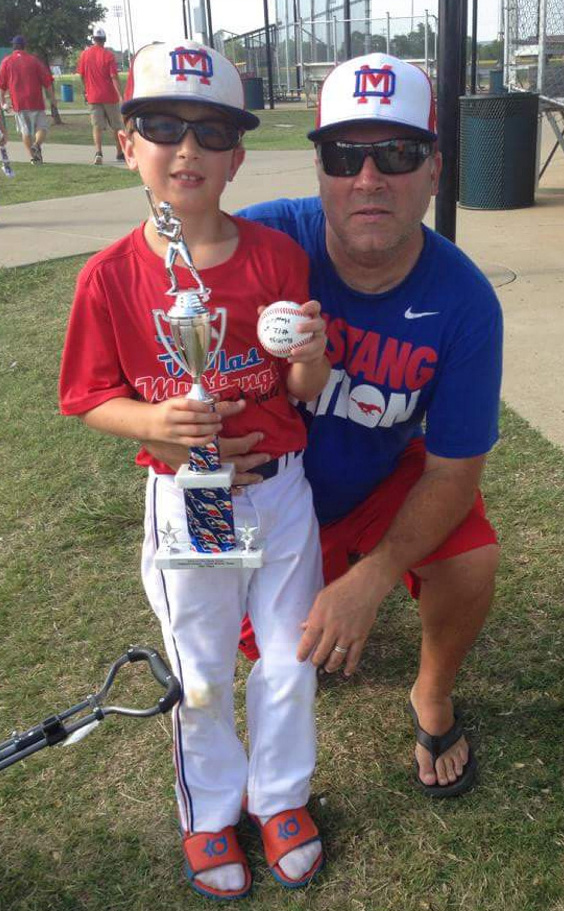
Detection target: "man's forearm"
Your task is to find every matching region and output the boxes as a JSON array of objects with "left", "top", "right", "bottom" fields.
[{"left": 111, "top": 76, "right": 122, "bottom": 101}]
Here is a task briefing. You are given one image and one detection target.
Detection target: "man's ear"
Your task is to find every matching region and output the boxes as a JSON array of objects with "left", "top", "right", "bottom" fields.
[
  {"left": 430, "top": 149, "right": 442, "bottom": 197},
  {"left": 227, "top": 144, "right": 245, "bottom": 182},
  {"left": 119, "top": 129, "right": 139, "bottom": 172},
  {"left": 314, "top": 147, "right": 324, "bottom": 183}
]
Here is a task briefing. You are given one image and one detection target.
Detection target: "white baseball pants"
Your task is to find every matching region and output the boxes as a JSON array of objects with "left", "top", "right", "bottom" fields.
[{"left": 141, "top": 455, "right": 322, "bottom": 834}]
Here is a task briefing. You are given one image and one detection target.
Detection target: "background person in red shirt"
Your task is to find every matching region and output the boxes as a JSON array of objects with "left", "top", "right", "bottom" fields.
[
  {"left": 77, "top": 27, "right": 124, "bottom": 165},
  {"left": 0, "top": 35, "right": 55, "bottom": 165}
]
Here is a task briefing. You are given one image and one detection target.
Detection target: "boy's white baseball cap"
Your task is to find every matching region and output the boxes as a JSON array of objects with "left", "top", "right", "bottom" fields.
[
  {"left": 308, "top": 52, "right": 437, "bottom": 142},
  {"left": 92, "top": 27, "right": 106, "bottom": 39},
  {"left": 122, "top": 40, "right": 260, "bottom": 130}
]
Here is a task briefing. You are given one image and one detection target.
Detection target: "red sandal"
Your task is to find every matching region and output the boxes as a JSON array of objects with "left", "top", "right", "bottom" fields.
[
  {"left": 182, "top": 826, "right": 252, "bottom": 900},
  {"left": 249, "top": 807, "right": 324, "bottom": 889}
]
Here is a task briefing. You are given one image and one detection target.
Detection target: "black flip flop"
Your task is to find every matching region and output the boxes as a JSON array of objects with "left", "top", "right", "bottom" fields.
[{"left": 408, "top": 700, "right": 478, "bottom": 798}]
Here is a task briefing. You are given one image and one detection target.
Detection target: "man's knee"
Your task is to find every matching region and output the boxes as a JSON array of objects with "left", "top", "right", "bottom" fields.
[{"left": 415, "top": 543, "right": 500, "bottom": 593}]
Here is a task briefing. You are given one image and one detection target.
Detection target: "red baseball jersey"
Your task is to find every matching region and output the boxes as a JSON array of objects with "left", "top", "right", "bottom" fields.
[
  {"left": 59, "top": 217, "right": 310, "bottom": 473},
  {"left": 76, "top": 45, "right": 120, "bottom": 104},
  {"left": 0, "top": 50, "right": 53, "bottom": 111}
]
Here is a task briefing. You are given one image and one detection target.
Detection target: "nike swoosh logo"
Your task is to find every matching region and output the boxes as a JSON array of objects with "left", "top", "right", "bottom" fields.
[{"left": 404, "top": 306, "right": 440, "bottom": 319}]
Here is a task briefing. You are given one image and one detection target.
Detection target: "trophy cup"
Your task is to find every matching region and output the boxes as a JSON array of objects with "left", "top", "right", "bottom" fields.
[{"left": 146, "top": 188, "right": 262, "bottom": 570}]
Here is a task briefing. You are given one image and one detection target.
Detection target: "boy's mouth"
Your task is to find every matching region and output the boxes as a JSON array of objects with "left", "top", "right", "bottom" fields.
[{"left": 171, "top": 170, "right": 204, "bottom": 184}]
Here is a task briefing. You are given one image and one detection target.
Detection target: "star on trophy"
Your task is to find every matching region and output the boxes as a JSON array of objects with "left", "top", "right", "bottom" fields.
[{"left": 147, "top": 187, "right": 262, "bottom": 570}]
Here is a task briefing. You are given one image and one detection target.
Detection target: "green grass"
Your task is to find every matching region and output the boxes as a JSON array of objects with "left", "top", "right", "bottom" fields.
[
  {"left": 1, "top": 257, "right": 563, "bottom": 910},
  {"left": 0, "top": 162, "right": 141, "bottom": 205},
  {"left": 3, "top": 108, "right": 316, "bottom": 150}
]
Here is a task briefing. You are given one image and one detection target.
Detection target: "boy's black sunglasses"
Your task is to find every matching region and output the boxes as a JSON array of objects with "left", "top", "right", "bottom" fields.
[
  {"left": 132, "top": 114, "right": 241, "bottom": 151},
  {"left": 318, "top": 138, "right": 433, "bottom": 177}
]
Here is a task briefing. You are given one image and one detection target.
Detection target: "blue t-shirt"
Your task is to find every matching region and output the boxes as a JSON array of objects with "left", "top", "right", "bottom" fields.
[{"left": 238, "top": 196, "right": 503, "bottom": 525}]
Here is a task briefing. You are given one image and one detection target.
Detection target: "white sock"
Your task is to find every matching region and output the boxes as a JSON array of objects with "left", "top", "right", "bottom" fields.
[
  {"left": 259, "top": 815, "right": 322, "bottom": 881},
  {"left": 197, "top": 863, "right": 246, "bottom": 892}
]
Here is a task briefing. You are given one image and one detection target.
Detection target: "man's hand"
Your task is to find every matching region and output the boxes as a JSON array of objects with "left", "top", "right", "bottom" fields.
[
  {"left": 50, "top": 102, "right": 63, "bottom": 124},
  {"left": 219, "top": 431, "right": 272, "bottom": 486},
  {"left": 297, "top": 563, "right": 392, "bottom": 676}
]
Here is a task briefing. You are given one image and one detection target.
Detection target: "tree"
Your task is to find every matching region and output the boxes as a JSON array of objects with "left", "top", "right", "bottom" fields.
[{"left": 0, "top": 0, "right": 106, "bottom": 65}]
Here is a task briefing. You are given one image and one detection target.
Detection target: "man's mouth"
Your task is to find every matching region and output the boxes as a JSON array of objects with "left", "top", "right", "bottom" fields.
[{"left": 352, "top": 206, "right": 391, "bottom": 217}]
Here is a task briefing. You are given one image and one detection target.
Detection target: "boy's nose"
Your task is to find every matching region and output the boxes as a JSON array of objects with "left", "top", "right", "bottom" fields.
[{"left": 177, "top": 127, "right": 202, "bottom": 157}]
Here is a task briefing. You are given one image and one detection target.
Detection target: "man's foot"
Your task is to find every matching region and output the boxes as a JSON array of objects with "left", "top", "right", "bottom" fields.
[
  {"left": 30, "top": 143, "right": 42, "bottom": 164},
  {"left": 116, "top": 150, "right": 125, "bottom": 161},
  {"left": 94, "top": 151, "right": 103, "bottom": 165},
  {"left": 408, "top": 688, "right": 477, "bottom": 797}
]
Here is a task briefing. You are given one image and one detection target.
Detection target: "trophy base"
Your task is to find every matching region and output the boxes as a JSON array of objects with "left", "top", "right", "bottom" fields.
[
  {"left": 175, "top": 462, "right": 235, "bottom": 489},
  {"left": 155, "top": 544, "right": 263, "bottom": 570}
]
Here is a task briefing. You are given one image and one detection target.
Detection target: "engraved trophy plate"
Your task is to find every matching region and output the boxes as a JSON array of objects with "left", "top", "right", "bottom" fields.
[{"left": 146, "top": 188, "right": 262, "bottom": 569}]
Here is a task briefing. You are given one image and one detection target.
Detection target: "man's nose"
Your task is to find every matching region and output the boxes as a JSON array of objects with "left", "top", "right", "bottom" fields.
[{"left": 353, "top": 152, "right": 387, "bottom": 189}]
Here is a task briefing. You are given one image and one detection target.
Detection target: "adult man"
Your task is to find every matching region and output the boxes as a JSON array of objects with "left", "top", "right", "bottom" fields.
[
  {"left": 0, "top": 35, "right": 55, "bottom": 164},
  {"left": 144, "top": 53, "right": 502, "bottom": 798},
  {"left": 77, "top": 27, "right": 124, "bottom": 165}
]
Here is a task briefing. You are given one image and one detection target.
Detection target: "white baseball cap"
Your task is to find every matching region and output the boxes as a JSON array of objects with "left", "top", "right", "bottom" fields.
[
  {"left": 122, "top": 40, "right": 260, "bottom": 130},
  {"left": 308, "top": 52, "right": 437, "bottom": 142},
  {"left": 92, "top": 27, "right": 106, "bottom": 39}
]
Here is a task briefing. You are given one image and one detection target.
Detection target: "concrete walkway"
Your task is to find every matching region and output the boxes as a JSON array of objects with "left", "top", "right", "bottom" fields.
[{"left": 1, "top": 134, "right": 563, "bottom": 449}]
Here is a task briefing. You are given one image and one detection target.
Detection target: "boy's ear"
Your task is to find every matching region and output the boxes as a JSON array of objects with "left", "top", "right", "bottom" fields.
[
  {"left": 119, "top": 128, "right": 139, "bottom": 172},
  {"left": 227, "top": 145, "right": 245, "bottom": 182}
]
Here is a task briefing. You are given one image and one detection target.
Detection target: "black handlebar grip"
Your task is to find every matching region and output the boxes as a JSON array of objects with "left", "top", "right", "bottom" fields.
[{"left": 127, "top": 646, "right": 182, "bottom": 714}]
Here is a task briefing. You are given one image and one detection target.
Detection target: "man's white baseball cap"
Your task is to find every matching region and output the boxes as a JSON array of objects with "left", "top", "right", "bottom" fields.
[
  {"left": 308, "top": 52, "right": 437, "bottom": 142},
  {"left": 92, "top": 27, "right": 106, "bottom": 39},
  {"left": 122, "top": 40, "right": 260, "bottom": 130}
]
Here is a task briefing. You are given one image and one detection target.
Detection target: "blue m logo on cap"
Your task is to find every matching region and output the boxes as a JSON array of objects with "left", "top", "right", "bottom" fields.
[
  {"left": 169, "top": 47, "right": 213, "bottom": 85},
  {"left": 354, "top": 65, "right": 395, "bottom": 105}
]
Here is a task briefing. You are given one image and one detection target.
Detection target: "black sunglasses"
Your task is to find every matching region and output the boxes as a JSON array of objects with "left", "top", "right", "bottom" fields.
[
  {"left": 318, "top": 138, "right": 433, "bottom": 177},
  {"left": 133, "top": 114, "right": 241, "bottom": 151}
]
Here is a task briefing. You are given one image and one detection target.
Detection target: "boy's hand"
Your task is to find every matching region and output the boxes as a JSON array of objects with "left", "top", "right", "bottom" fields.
[
  {"left": 148, "top": 396, "right": 244, "bottom": 447},
  {"left": 287, "top": 300, "right": 327, "bottom": 364},
  {"left": 256, "top": 300, "right": 327, "bottom": 365},
  {"left": 142, "top": 399, "right": 271, "bottom": 483}
]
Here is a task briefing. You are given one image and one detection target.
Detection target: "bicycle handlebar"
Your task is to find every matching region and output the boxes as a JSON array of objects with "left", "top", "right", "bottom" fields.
[{"left": 0, "top": 646, "right": 181, "bottom": 771}]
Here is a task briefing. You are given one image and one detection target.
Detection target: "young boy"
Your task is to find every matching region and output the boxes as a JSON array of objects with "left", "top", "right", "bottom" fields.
[{"left": 59, "top": 41, "right": 329, "bottom": 900}]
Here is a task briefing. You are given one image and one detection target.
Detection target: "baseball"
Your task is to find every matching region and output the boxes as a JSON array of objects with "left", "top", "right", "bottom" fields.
[{"left": 257, "top": 301, "right": 313, "bottom": 358}]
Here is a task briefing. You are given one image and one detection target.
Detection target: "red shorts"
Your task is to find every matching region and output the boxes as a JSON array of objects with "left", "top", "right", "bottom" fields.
[
  {"left": 238, "top": 438, "right": 497, "bottom": 660},
  {"left": 321, "top": 437, "right": 497, "bottom": 597}
]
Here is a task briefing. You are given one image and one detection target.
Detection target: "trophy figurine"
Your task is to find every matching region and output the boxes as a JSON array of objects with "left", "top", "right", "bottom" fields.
[{"left": 147, "top": 188, "right": 262, "bottom": 570}]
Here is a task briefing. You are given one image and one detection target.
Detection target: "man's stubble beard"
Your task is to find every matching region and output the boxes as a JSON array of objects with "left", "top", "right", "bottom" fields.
[{"left": 329, "top": 216, "right": 423, "bottom": 270}]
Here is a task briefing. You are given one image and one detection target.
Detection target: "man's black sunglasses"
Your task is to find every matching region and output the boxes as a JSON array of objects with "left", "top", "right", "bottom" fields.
[
  {"left": 132, "top": 114, "right": 241, "bottom": 151},
  {"left": 318, "top": 138, "right": 433, "bottom": 177}
]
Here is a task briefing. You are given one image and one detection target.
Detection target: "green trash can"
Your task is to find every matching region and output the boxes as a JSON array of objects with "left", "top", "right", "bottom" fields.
[
  {"left": 243, "top": 76, "right": 264, "bottom": 111},
  {"left": 489, "top": 68, "right": 505, "bottom": 94},
  {"left": 459, "top": 93, "right": 539, "bottom": 210},
  {"left": 61, "top": 83, "right": 74, "bottom": 103}
]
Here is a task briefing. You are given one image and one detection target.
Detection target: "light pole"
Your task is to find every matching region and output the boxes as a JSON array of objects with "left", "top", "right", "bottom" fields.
[
  {"left": 112, "top": 5, "right": 124, "bottom": 67},
  {"left": 436, "top": 0, "right": 464, "bottom": 241},
  {"left": 123, "top": 0, "right": 135, "bottom": 57}
]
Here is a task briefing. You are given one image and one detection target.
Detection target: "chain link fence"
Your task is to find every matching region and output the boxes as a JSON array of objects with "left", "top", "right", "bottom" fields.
[
  {"left": 504, "top": 0, "right": 564, "bottom": 102},
  {"left": 216, "top": 12, "right": 437, "bottom": 104}
]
